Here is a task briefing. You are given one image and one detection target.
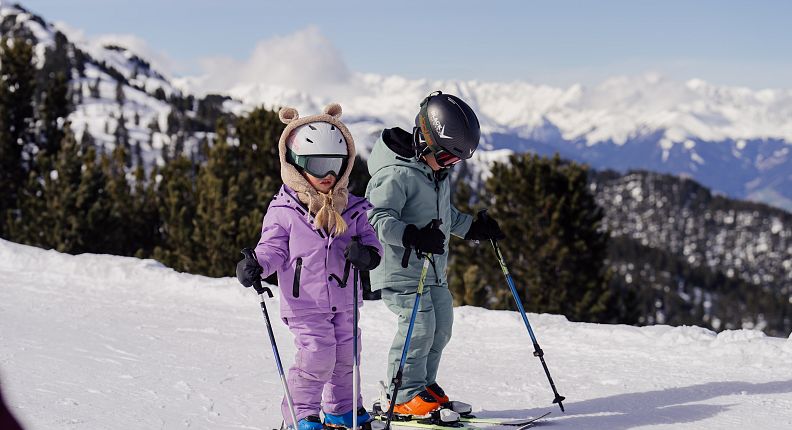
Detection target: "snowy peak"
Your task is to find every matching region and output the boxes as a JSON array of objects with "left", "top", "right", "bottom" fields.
[
  {"left": 0, "top": 1, "right": 223, "bottom": 165},
  {"left": 224, "top": 73, "right": 792, "bottom": 210},
  {"left": 223, "top": 72, "right": 792, "bottom": 147}
]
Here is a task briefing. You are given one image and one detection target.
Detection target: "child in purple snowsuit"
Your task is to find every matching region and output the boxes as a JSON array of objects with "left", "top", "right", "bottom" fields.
[{"left": 237, "top": 103, "right": 382, "bottom": 429}]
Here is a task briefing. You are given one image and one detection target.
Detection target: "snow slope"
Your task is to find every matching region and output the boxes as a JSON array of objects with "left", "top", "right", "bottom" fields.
[{"left": 1, "top": 239, "right": 791, "bottom": 429}]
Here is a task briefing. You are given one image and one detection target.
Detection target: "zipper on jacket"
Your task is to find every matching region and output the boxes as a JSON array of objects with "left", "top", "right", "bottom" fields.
[
  {"left": 292, "top": 257, "right": 303, "bottom": 298},
  {"left": 434, "top": 175, "right": 440, "bottom": 218},
  {"left": 432, "top": 175, "right": 442, "bottom": 283}
]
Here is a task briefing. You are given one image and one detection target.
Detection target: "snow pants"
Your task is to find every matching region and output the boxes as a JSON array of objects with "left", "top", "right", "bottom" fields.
[
  {"left": 281, "top": 310, "right": 362, "bottom": 424},
  {"left": 381, "top": 284, "right": 454, "bottom": 404}
]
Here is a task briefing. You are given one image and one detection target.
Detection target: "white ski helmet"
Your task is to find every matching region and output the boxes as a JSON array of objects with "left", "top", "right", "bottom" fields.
[{"left": 286, "top": 121, "right": 349, "bottom": 178}]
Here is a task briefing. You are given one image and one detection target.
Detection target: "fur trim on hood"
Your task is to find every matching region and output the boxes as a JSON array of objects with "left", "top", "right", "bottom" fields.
[{"left": 278, "top": 103, "right": 356, "bottom": 234}]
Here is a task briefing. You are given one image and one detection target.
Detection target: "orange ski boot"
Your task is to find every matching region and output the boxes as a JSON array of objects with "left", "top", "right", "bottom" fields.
[
  {"left": 426, "top": 383, "right": 472, "bottom": 415},
  {"left": 425, "top": 383, "right": 450, "bottom": 403},
  {"left": 392, "top": 390, "right": 443, "bottom": 417}
]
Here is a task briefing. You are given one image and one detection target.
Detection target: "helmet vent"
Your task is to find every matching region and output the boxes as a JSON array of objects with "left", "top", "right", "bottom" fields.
[
  {"left": 306, "top": 138, "right": 314, "bottom": 143},
  {"left": 330, "top": 125, "right": 335, "bottom": 130},
  {"left": 308, "top": 124, "right": 317, "bottom": 130}
]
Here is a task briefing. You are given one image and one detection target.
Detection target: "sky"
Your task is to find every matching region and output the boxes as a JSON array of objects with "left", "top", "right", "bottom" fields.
[{"left": 16, "top": 0, "right": 792, "bottom": 90}]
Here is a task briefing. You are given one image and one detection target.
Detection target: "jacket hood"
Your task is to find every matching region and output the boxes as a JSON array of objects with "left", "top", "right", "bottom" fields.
[
  {"left": 278, "top": 103, "right": 356, "bottom": 213},
  {"left": 367, "top": 127, "right": 434, "bottom": 178}
]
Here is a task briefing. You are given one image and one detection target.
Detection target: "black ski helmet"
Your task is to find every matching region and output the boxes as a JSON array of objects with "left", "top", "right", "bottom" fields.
[{"left": 413, "top": 91, "right": 481, "bottom": 166}]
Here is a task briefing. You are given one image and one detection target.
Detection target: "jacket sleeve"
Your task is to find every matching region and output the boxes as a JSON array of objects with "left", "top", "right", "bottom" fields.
[
  {"left": 449, "top": 204, "right": 474, "bottom": 238},
  {"left": 366, "top": 167, "right": 409, "bottom": 247},
  {"left": 254, "top": 207, "right": 290, "bottom": 277},
  {"left": 356, "top": 209, "right": 383, "bottom": 256}
]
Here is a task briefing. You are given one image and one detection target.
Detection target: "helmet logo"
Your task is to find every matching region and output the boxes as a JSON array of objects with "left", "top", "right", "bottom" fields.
[{"left": 430, "top": 110, "right": 453, "bottom": 140}]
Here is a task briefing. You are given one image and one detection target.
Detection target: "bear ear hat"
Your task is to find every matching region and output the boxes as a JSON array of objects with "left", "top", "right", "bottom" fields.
[
  {"left": 279, "top": 107, "right": 299, "bottom": 124},
  {"left": 323, "top": 103, "right": 342, "bottom": 119}
]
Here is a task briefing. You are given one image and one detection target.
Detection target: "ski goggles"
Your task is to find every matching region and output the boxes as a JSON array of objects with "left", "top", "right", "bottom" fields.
[
  {"left": 287, "top": 150, "right": 348, "bottom": 178},
  {"left": 413, "top": 128, "right": 463, "bottom": 168}
]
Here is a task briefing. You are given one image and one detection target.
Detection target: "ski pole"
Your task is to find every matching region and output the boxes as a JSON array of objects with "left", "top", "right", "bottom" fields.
[
  {"left": 477, "top": 211, "right": 566, "bottom": 412},
  {"left": 383, "top": 219, "right": 440, "bottom": 429},
  {"left": 240, "top": 248, "right": 300, "bottom": 428},
  {"left": 352, "top": 267, "right": 360, "bottom": 430},
  {"left": 351, "top": 239, "right": 361, "bottom": 430}
]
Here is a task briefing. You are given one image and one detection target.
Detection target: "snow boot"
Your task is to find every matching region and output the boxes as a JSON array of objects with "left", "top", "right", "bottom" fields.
[
  {"left": 323, "top": 407, "right": 373, "bottom": 428},
  {"left": 297, "top": 415, "right": 323, "bottom": 430},
  {"left": 426, "top": 383, "right": 472, "bottom": 415}
]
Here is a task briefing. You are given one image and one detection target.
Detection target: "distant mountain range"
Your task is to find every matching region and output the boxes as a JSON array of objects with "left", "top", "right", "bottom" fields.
[
  {"left": 3, "top": 2, "right": 791, "bottom": 210},
  {"left": 221, "top": 75, "right": 792, "bottom": 212}
]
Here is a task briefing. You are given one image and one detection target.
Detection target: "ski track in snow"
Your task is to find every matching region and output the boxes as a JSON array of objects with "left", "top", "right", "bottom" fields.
[{"left": 1, "top": 239, "right": 791, "bottom": 429}]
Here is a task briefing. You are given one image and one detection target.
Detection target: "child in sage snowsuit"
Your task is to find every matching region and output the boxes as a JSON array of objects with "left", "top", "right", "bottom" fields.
[
  {"left": 236, "top": 104, "right": 382, "bottom": 430},
  {"left": 365, "top": 92, "right": 504, "bottom": 418}
]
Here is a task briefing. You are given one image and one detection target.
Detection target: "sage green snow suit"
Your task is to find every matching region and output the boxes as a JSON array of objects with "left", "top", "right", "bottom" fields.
[{"left": 365, "top": 127, "right": 473, "bottom": 403}]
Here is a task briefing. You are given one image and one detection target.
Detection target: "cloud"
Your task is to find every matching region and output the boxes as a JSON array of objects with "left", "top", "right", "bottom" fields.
[
  {"left": 187, "top": 26, "right": 353, "bottom": 96},
  {"left": 54, "top": 21, "right": 181, "bottom": 77}
]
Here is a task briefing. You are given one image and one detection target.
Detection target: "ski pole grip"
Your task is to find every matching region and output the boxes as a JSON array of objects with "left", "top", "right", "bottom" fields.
[
  {"left": 253, "top": 280, "right": 272, "bottom": 298},
  {"left": 241, "top": 248, "right": 272, "bottom": 298}
]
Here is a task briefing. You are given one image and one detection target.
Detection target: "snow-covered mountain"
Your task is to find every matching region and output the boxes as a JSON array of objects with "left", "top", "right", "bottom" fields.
[
  {"left": 2, "top": 239, "right": 792, "bottom": 429},
  {"left": 0, "top": 2, "right": 223, "bottom": 166},
  {"left": 3, "top": 2, "right": 792, "bottom": 211},
  {"left": 219, "top": 74, "right": 792, "bottom": 211}
]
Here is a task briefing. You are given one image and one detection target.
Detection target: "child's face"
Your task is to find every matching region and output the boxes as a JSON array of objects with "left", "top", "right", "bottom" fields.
[{"left": 302, "top": 171, "right": 337, "bottom": 193}]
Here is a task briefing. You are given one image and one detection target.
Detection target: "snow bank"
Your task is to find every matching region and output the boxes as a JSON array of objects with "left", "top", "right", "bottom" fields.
[{"left": 1, "top": 239, "right": 791, "bottom": 429}]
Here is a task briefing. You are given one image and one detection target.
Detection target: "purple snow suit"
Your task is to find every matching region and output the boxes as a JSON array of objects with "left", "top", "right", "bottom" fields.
[{"left": 255, "top": 185, "right": 382, "bottom": 423}]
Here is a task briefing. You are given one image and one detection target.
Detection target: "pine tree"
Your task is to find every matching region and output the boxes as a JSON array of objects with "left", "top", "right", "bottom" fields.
[
  {"left": 115, "top": 113, "right": 130, "bottom": 151},
  {"left": 115, "top": 80, "right": 125, "bottom": 106},
  {"left": 448, "top": 178, "right": 492, "bottom": 306},
  {"left": 74, "top": 144, "right": 112, "bottom": 253},
  {"left": 80, "top": 128, "right": 96, "bottom": 151},
  {"left": 234, "top": 108, "right": 284, "bottom": 246},
  {"left": 37, "top": 31, "right": 72, "bottom": 154},
  {"left": 190, "top": 119, "right": 244, "bottom": 277},
  {"left": 152, "top": 154, "right": 198, "bottom": 272},
  {"left": 74, "top": 82, "right": 84, "bottom": 105},
  {"left": 6, "top": 150, "right": 52, "bottom": 247},
  {"left": 0, "top": 37, "right": 36, "bottom": 237},
  {"left": 99, "top": 144, "right": 133, "bottom": 254},
  {"left": 130, "top": 163, "right": 160, "bottom": 258},
  {"left": 89, "top": 77, "right": 100, "bottom": 99},
  {"left": 38, "top": 70, "right": 71, "bottom": 155},
  {"left": 451, "top": 154, "right": 617, "bottom": 323},
  {"left": 8, "top": 124, "right": 110, "bottom": 253},
  {"left": 131, "top": 140, "right": 143, "bottom": 167}
]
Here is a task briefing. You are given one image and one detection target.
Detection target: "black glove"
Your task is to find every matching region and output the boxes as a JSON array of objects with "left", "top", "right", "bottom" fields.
[
  {"left": 236, "top": 250, "right": 264, "bottom": 289},
  {"left": 344, "top": 241, "right": 382, "bottom": 271},
  {"left": 402, "top": 221, "right": 445, "bottom": 255},
  {"left": 465, "top": 215, "right": 506, "bottom": 241}
]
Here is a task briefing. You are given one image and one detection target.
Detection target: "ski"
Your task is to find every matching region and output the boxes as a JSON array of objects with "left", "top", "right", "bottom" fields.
[
  {"left": 370, "top": 417, "right": 478, "bottom": 430},
  {"left": 459, "top": 411, "right": 551, "bottom": 426}
]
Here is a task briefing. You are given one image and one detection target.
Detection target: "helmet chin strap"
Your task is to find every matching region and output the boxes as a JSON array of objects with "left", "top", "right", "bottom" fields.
[{"left": 412, "top": 126, "right": 426, "bottom": 159}]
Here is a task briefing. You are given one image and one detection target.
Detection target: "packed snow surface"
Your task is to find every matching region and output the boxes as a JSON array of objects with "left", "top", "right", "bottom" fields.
[{"left": 1, "top": 239, "right": 791, "bottom": 429}]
